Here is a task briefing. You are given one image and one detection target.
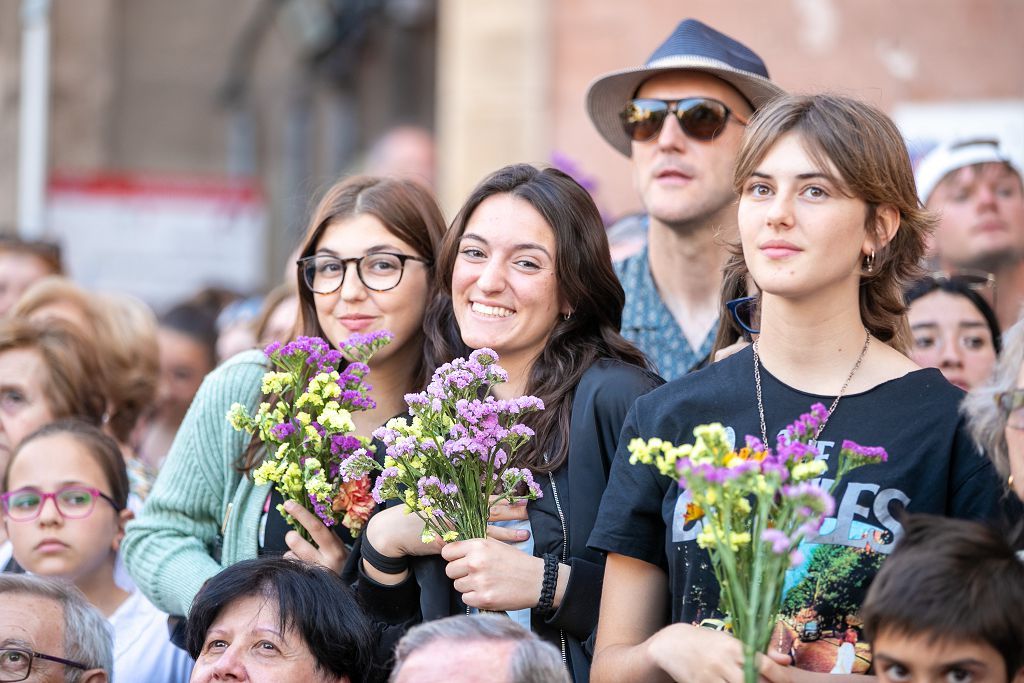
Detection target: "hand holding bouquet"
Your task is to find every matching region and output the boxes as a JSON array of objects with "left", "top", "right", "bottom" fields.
[
  {"left": 629, "top": 404, "right": 887, "bottom": 683},
  {"left": 340, "top": 348, "right": 544, "bottom": 545},
  {"left": 227, "top": 332, "right": 392, "bottom": 541}
]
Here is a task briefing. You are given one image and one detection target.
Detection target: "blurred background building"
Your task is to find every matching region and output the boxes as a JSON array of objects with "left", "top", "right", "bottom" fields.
[{"left": 1, "top": 0, "right": 1021, "bottom": 307}]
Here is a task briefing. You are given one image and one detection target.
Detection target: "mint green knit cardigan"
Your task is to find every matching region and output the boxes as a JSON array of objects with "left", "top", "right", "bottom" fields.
[{"left": 121, "top": 350, "right": 271, "bottom": 616}]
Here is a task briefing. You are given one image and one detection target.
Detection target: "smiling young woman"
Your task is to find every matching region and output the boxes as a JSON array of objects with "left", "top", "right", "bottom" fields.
[
  {"left": 121, "top": 176, "right": 447, "bottom": 624},
  {"left": 352, "top": 164, "right": 663, "bottom": 682},
  {"left": 589, "top": 94, "right": 1005, "bottom": 683}
]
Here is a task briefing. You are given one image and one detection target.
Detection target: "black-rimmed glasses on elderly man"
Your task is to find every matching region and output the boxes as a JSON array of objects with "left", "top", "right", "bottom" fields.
[
  {"left": 0, "top": 647, "right": 89, "bottom": 682},
  {"left": 297, "top": 253, "right": 431, "bottom": 295}
]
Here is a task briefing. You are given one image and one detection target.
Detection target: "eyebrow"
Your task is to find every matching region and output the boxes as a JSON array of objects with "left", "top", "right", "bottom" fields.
[
  {"left": 460, "top": 233, "right": 553, "bottom": 258},
  {"left": 749, "top": 171, "right": 841, "bottom": 183},
  {"left": 0, "top": 638, "right": 33, "bottom": 649},
  {"left": 910, "top": 321, "right": 988, "bottom": 331},
  {"left": 315, "top": 244, "right": 403, "bottom": 256}
]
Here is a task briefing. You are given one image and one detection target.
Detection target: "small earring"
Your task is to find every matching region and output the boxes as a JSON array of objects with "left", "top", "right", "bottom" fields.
[
  {"left": 563, "top": 311, "right": 572, "bottom": 322},
  {"left": 1010, "top": 474, "right": 1015, "bottom": 488},
  {"left": 865, "top": 249, "right": 876, "bottom": 273}
]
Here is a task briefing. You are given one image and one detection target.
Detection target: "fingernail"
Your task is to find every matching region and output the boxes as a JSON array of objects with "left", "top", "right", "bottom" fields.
[
  {"left": 516, "top": 530, "right": 529, "bottom": 540},
  {"left": 283, "top": 500, "right": 295, "bottom": 511}
]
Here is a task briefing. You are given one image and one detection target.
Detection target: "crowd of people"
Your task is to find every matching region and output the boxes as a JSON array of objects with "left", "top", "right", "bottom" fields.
[{"left": 0, "top": 16, "right": 1022, "bottom": 683}]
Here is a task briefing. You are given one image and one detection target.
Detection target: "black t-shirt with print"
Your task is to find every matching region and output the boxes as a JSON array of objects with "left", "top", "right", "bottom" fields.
[{"left": 589, "top": 345, "right": 1002, "bottom": 674}]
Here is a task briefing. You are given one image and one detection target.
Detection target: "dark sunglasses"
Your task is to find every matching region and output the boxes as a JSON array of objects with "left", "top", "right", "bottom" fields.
[
  {"left": 726, "top": 296, "right": 760, "bottom": 340},
  {"left": 620, "top": 97, "right": 747, "bottom": 143}
]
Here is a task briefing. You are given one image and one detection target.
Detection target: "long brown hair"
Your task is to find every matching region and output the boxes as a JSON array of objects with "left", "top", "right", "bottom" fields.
[
  {"left": 240, "top": 175, "right": 447, "bottom": 473},
  {"left": 731, "top": 94, "right": 934, "bottom": 351},
  {"left": 426, "top": 164, "right": 649, "bottom": 474}
]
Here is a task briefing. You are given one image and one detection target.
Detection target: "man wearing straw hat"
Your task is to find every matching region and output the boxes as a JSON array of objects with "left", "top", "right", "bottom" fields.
[{"left": 586, "top": 19, "right": 784, "bottom": 379}]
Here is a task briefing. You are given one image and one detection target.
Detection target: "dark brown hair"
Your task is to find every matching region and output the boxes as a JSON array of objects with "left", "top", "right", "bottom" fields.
[
  {"left": 10, "top": 419, "right": 130, "bottom": 509},
  {"left": 0, "top": 318, "right": 106, "bottom": 428},
  {"left": 426, "top": 164, "right": 649, "bottom": 473},
  {"left": 731, "top": 94, "right": 935, "bottom": 351},
  {"left": 861, "top": 515, "right": 1024, "bottom": 677}
]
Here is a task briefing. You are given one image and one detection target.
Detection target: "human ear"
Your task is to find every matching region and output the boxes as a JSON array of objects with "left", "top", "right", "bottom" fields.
[
  {"left": 112, "top": 508, "right": 134, "bottom": 552},
  {"left": 865, "top": 203, "right": 900, "bottom": 254},
  {"left": 81, "top": 668, "right": 109, "bottom": 683}
]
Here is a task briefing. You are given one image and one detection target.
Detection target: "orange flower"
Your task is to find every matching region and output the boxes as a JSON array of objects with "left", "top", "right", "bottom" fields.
[
  {"left": 684, "top": 502, "right": 705, "bottom": 523},
  {"left": 333, "top": 476, "right": 375, "bottom": 536}
]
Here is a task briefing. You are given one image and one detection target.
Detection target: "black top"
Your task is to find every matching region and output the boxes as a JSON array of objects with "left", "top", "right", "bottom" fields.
[
  {"left": 589, "top": 346, "right": 1003, "bottom": 675},
  {"left": 352, "top": 359, "right": 664, "bottom": 682}
]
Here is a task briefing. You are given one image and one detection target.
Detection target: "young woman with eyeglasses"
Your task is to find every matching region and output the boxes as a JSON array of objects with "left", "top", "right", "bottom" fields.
[
  {"left": 2, "top": 420, "right": 193, "bottom": 682},
  {"left": 349, "top": 165, "right": 662, "bottom": 682},
  {"left": 121, "top": 175, "right": 447, "bottom": 621},
  {"left": 905, "top": 273, "right": 1001, "bottom": 391},
  {"left": 590, "top": 94, "right": 1004, "bottom": 683}
]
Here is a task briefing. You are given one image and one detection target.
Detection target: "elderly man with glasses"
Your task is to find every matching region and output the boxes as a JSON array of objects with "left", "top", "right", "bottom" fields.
[
  {"left": 586, "top": 19, "right": 784, "bottom": 379},
  {"left": 0, "top": 574, "right": 111, "bottom": 682}
]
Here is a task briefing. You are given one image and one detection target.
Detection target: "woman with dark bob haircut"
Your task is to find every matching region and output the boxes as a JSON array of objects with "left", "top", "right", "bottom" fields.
[
  {"left": 589, "top": 94, "right": 1004, "bottom": 682},
  {"left": 186, "top": 557, "right": 375, "bottom": 683},
  {"left": 352, "top": 164, "right": 663, "bottom": 682},
  {"left": 123, "top": 175, "right": 447, "bottom": 620}
]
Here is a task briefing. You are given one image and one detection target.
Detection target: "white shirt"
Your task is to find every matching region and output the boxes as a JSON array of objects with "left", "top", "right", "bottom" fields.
[{"left": 109, "top": 589, "right": 193, "bottom": 683}]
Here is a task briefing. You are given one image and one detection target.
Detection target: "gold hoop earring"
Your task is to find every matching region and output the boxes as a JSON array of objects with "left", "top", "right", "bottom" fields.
[
  {"left": 563, "top": 311, "right": 573, "bottom": 322},
  {"left": 864, "top": 249, "right": 876, "bottom": 273}
]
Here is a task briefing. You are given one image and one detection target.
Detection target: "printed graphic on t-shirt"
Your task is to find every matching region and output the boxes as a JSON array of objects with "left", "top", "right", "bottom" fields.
[{"left": 672, "top": 431, "right": 909, "bottom": 674}]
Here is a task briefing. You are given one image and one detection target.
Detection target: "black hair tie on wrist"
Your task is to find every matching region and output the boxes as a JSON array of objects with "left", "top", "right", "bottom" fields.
[
  {"left": 536, "top": 553, "right": 559, "bottom": 614},
  {"left": 361, "top": 533, "right": 410, "bottom": 575}
]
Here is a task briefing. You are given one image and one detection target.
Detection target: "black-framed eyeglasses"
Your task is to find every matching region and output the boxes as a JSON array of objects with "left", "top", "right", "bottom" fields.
[
  {"left": 297, "top": 253, "right": 431, "bottom": 294},
  {"left": 995, "top": 389, "right": 1024, "bottom": 430},
  {"left": 0, "top": 486, "right": 121, "bottom": 522},
  {"left": 726, "top": 296, "right": 760, "bottom": 340},
  {"left": 620, "top": 97, "right": 747, "bottom": 143},
  {"left": 0, "top": 647, "right": 89, "bottom": 681}
]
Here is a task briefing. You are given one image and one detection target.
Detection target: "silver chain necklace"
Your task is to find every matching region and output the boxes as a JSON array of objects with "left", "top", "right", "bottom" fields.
[{"left": 753, "top": 330, "right": 871, "bottom": 447}]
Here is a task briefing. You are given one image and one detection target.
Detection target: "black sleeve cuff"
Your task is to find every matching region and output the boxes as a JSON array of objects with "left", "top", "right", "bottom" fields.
[
  {"left": 356, "top": 562, "right": 422, "bottom": 624},
  {"left": 543, "top": 557, "right": 604, "bottom": 640}
]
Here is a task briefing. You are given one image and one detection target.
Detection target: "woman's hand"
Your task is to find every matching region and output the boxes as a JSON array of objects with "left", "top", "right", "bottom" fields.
[
  {"left": 282, "top": 500, "right": 348, "bottom": 574},
  {"left": 647, "top": 623, "right": 747, "bottom": 683},
  {"left": 441, "top": 537, "right": 545, "bottom": 611}
]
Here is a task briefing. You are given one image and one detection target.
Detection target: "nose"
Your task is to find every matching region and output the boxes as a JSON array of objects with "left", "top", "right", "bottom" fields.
[
  {"left": 205, "top": 648, "right": 247, "bottom": 681},
  {"left": 338, "top": 261, "right": 368, "bottom": 303},
  {"left": 474, "top": 258, "right": 507, "bottom": 295},
  {"left": 974, "top": 183, "right": 998, "bottom": 212},
  {"left": 938, "top": 334, "right": 963, "bottom": 368},
  {"left": 765, "top": 192, "right": 795, "bottom": 230},
  {"left": 656, "top": 110, "right": 689, "bottom": 152},
  {"left": 37, "top": 494, "right": 64, "bottom": 526}
]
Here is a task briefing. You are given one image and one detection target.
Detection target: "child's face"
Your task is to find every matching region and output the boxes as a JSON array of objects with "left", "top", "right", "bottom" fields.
[
  {"left": 3, "top": 433, "right": 127, "bottom": 582},
  {"left": 874, "top": 630, "right": 1019, "bottom": 683}
]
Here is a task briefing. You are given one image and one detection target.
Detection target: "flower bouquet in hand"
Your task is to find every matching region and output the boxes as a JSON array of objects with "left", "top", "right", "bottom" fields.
[
  {"left": 628, "top": 404, "right": 887, "bottom": 683},
  {"left": 226, "top": 332, "right": 392, "bottom": 542},
  {"left": 339, "top": 348, "right": 544, "bottom": 547}
]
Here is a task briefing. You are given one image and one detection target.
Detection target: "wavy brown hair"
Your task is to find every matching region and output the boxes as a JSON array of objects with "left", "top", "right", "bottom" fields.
[
  {"left": 425, "top": 164, "right": 649, "bottom": 474},
  {"left": 731, "top": 94, "right": 935, "bottom": 351}
]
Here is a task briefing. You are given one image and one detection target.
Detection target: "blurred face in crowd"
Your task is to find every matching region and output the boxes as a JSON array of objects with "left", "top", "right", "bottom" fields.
[
  {"left": 310, "top": 215, "right": 431, "bottom": 366},
  {"left": 0, "top": 592, "right": 79, "bottom": 683},
  {"left": 0, "top": 252, "right": 52, "bottom": 318},
  {"left": 908, "top": 290, "right": 997, "bottom": 391},
  {"left": 738, "top": 132, "right": 875, "bottom": 303},
  {"left": 0, "top": 348, "right": 55, "bottom": 480},
  {"left": 190, "top": 594, "right": 348, "bottom": 683},
  {"left": 4, "top": 434, "right": 128, "bottom": 586},
  {"left": 156, "top": 328, "right": 214, "bottom": 420},
  {"left": 927, "top": 163, "right": 1024, "bottom": 270},
  {"left": 630, "top": 71, "right": 752, "bottom": 232},
  {"left": 259, "top": 295, "right": 298, "bottom": 347},
  {"left": 451, "top": 194, "right": 567, "bottom": 374},
  {"left": 1005, "top": 362, "right": 1024, "bottom": 501},
  {"left": 873, "top": 629, "right": 1017, "bottom": 683},
  {"left": 394, "top": 638, "right": 515, "bottom": 683}
]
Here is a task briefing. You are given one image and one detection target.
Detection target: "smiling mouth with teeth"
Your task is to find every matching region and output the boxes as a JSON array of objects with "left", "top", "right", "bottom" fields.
[{"left": 471, "top": 302, "right": 515, "bottom": 318}]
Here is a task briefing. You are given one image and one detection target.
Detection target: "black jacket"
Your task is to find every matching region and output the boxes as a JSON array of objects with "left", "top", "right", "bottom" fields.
[{"left": 349, "top": 359, "right": 663, "bottom": 682}]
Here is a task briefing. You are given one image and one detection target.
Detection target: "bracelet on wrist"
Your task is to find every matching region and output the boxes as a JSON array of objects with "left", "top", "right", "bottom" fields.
[
  {"left": 536, "top": 553, "right": 559, "bottom": 614},
  {"left": 361, "top": 533, "right": 410, "bottom": 575}
]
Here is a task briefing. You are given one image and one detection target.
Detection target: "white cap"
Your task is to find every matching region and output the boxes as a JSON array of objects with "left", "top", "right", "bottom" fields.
[{"left": 915, "top": 139, "right": 1020, "bottom": 205}]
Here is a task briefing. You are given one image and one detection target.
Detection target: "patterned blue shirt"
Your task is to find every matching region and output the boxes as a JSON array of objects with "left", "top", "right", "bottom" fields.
[{"left": 614, "top": 244, "right": 716, "bottom": 380}]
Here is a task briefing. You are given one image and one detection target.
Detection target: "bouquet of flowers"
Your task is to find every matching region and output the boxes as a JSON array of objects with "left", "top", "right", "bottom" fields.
[
  {"left": 628, "top": 404, "right": 887, "bottom": 683},
  {"left": 339, "top": 348, "right": 544, "bottom": 545},
  {"left": 227, "top": 332, "right": 392, "bottom": 541}
]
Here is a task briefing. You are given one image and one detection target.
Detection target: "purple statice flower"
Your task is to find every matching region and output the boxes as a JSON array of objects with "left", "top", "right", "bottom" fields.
[
  {"left": 761, "top": 528, "right": 791, "bottom": 554},
  {"left": 372, "top": 467, "right": 400, "bottom": 504},
  {"left": 782, "top": 403, "right": 829, "bottom": 443},
  {"left": 508, "top": 424, "right": 535, "bottom": 439},
  {"left": 841, "top": 440, "right": 889, "bottom": 465},
  {"left": 309, "top": 493, "right": 337, "bottom": 527},
  {"left": 780, "top": 482, "right": 836, "bottom": 518},
  {"left": 775, "top": 439, "right": 818, "bottom": 465},
  {"left": 502, "top": 467, "right": 543, "bottom": 499},
  {"left": 264, "top": 341, "right": 283, "bottom": 358},
  {"left": 372, "top": 425, "right": 398, "bottom": 445},
  {"left": 417, "top": 475, "right": 458, "bottom": 501},
  {"left": 789, "top": 549, "right": 804, "bottom": 567},
  {"left": 330, "top": 434, "right": 362, "bottom": 457},
  {"left": 745, "top": 434, "right": 767, "bottom": 452},
  {"left": 270, "top": 422, "right": 297, "bottom": 440}
]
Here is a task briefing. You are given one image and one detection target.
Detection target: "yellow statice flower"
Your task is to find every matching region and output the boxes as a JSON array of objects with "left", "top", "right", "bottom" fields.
[
  {"left": 318, "top": 406, "right": 355, "bottom": 433},
  {"left": 261, "top": 371, "right": 292, "bottom": 395},
  {"left": 792, "top": 459, "right": 828, "bottom": 481}
]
